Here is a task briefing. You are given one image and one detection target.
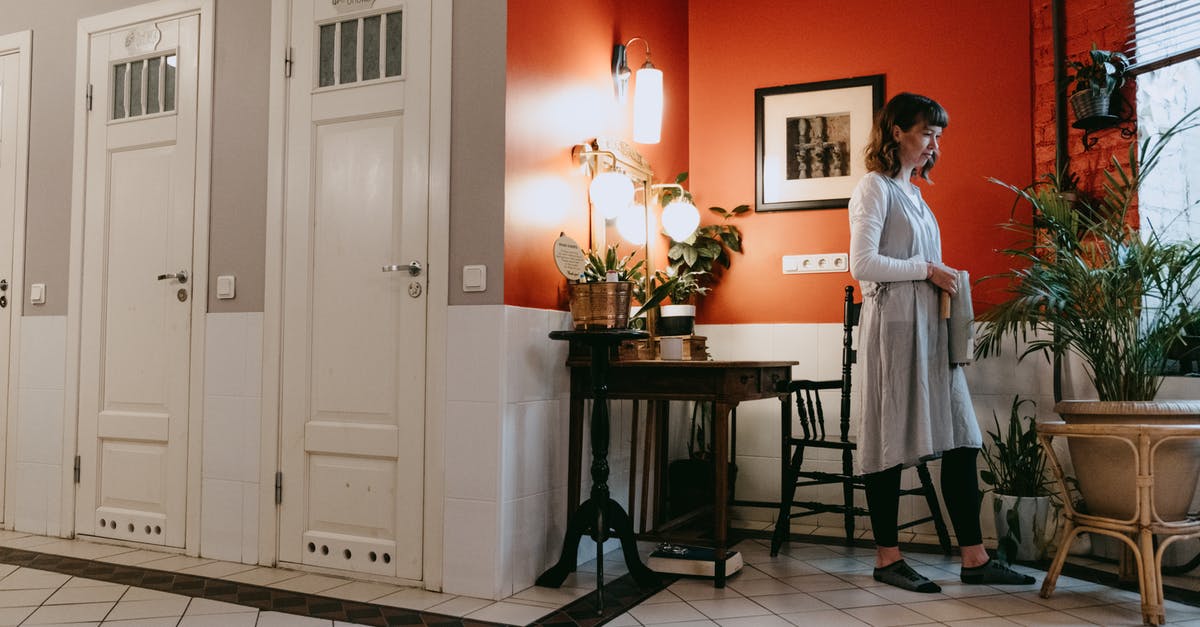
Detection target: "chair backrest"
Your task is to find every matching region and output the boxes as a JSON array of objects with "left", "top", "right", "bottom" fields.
[{"left": 790, "top": 286, "right": 860, "bottom": 442}]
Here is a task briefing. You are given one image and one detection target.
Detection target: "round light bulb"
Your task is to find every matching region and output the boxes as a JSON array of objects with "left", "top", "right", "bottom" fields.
[
  {"left": 589, "top": 172, "right": 634, "bottom": 220},
  {"left": 615, "top": 202, "right": 647, "bottom": 245},
  {"left": 662, "top": 199, "right": 700, "bottom": 241}
]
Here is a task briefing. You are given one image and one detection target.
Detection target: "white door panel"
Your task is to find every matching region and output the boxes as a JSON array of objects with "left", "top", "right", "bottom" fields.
[
  {"left": 279, "top": 0, "right": 429, "bottom": 580},
  {"left": 77, "top": 13, "right": 200, "bottom": 548},
  {"left": 0, "top": 33, "right": 31, "bottom": 524}
]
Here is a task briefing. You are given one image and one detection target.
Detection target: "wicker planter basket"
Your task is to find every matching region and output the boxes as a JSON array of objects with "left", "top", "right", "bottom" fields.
[
  {"left": 1069, "top": 89, "right": 1111, "bottom": 120},
  {"left": 568, "top": 281, "right": 632, "bottom": 329}
]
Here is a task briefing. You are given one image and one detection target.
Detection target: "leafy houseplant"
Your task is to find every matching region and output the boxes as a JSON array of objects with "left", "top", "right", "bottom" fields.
[
  {"left": 568, "top": 243, "right": 643, "bottom": 330},
  {"left": 658, "top": 173, "right": 749, "bottom": 289},
  {"left": 977, "top": 108, "right": 1200, "bottom": 401},
  {"left": 654, "top": 173, "right": 748, "bottom": 337},
  {"left": 980, "top": 397, "right": 1058, "bottom": 562},
  {"left": 976, "top": 107, "right": 1200, "bottom": 521},
  {"left": 1065, "top": 46, "right": 1129, "bottom": 120}
]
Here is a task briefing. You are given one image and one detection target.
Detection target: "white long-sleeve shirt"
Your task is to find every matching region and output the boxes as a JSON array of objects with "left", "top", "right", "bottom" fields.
[{"left": 848, "top": 172, "right": 937, "bottom": 282}]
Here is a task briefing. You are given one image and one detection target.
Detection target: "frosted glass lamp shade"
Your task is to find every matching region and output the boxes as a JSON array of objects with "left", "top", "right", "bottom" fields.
[
  {"left": 616, "top": 202, "right": 648, "bottom": 245},
  {"left": 589, "top": 171, "right": 635, "bottom": 219},
  {"left": 662, "top": 199, "right": 700, "bottom": 241},
  {"left": 633, "top": 66, "right": 663, "bottom": 144}
]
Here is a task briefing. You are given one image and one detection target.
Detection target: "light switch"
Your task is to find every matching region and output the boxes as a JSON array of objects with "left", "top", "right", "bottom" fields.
[
  {"left": 30, "top": 283, "right": 45, "bottom": 305},
  {"left": 462, "top": 265, "right": 486, "bottom": 292},
  {"left": 216, "top": 275, "right": 236, "bottom": 299}
]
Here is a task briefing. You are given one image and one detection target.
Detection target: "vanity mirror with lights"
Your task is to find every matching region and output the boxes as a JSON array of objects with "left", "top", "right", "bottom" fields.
[{"left": 574, "top": 137, "right": 655, "bottom": 303}]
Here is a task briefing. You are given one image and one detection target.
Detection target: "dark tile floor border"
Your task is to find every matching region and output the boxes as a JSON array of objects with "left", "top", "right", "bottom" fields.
[
  {"left": 0, "top": 545, "right": 678, "bottom": 627},
  {"left": 0, "top": 535, "right": 1194, "bottom": 626}
]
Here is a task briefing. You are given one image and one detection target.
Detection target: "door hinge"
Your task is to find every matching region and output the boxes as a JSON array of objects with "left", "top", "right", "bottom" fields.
[
  {"left": 85, "top": 84, "right": 93, "bottom": 111},
  {"left": 274, "top": 471, "right": 283, "bottom": 504},
  {"left": 284, "top": 47, "right": 293, "bottom": 78},
  {"left": 73, "top": 456, "right": 81, "bottom": 483}
]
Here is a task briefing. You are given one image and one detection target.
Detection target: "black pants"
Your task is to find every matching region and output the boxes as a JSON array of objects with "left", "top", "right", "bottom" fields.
[{"left": 863, "top": 446, "right": 983, "bottom": 548}]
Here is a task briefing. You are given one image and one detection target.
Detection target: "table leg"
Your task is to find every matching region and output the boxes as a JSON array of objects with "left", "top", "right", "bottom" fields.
[{"left": 713, "top": 401, "right": 733, "bottom": 587}]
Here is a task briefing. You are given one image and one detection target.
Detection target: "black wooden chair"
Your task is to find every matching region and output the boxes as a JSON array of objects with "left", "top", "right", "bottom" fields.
[{"left": 770, "top": 285, "right": 952, "bottom": 556}]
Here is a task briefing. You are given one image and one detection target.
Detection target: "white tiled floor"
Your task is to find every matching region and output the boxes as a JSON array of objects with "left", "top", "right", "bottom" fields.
[{"left": 0, "top": 525, "right": 1196, "bottom": 625}]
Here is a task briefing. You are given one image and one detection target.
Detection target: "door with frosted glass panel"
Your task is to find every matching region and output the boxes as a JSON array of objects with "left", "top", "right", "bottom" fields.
[
  {"left": 76, "top": 15, "right": 200, "bottom": 547},
  {"left": 278, "top": 0, "right": 431, "bottom": 579}
]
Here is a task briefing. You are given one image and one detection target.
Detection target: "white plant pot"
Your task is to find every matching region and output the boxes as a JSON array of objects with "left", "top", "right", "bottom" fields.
[
  {"left": 993, "top": 493, "right": 1055, "bottom": 562},
  {"left": 658, "top": 304, "right": 696, "bottom": 336}
]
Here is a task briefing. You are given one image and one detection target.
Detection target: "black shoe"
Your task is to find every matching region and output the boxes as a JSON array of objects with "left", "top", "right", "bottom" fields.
[
  {"left": 961, "top": 558, "right": 1036, "bottom": 585},
  {"left": 873, "top": 559, "right": 941, "bottom": 593}
]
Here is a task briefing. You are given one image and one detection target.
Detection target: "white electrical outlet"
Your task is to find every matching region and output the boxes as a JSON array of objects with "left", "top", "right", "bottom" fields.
[{"left": 782, "top": 253, "right": 849, "bottom": 274}]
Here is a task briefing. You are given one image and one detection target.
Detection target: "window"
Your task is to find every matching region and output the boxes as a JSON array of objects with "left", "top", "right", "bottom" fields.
[
  {"left": 317, "top": 10, "right": 402, "bottom": 88},
  {"left": 112, "top": 53, "right": 176, "bottom": 121}
]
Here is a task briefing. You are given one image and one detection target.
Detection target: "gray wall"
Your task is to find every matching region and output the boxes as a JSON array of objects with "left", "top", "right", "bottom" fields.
[
  {"left": 1, "top": 0, "right": 270, "bottom": 315},
  {"left": 448, "top": 0, "right": 505, "bottom": 306},
  {"left": 2, "top": 0, "right": 507, "bottom": 315}
]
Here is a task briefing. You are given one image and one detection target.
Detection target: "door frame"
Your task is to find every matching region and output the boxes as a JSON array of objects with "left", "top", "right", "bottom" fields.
[
  {"left": 0, "top": 29, "right": 32, "bottom": 529},
  {"left": 64, "top": 0, "right": 214, "bottom": 549},
  {"left": 262, "top": 0, "right": 451, "bottom": 588}
]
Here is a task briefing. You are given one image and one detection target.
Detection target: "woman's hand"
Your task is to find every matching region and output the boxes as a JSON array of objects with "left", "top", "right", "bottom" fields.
[{"left": 927, "top": 262, "right": 959, "bottom": 294}]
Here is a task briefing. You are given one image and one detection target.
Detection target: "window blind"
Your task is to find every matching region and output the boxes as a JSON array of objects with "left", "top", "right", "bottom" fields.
[{"left": 1128, "top": 0, "right": 1200, "bottom": 74}]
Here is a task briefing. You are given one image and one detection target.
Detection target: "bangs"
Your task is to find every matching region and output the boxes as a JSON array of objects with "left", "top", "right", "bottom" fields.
[{"left": 918, "top": 98, "right": 950, "bottom": 128}]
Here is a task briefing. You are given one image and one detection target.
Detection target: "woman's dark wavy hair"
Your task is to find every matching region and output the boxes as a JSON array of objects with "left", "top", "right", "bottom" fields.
[{"left": 864, "top": 92, "right": 949, "bottom": 182}]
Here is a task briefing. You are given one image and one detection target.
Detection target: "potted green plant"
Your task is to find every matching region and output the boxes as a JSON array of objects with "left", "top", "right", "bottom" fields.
[
  {"left": 976, "top": 107, "right": 1200, "bottom": 520},
  {"left": 655, "top": 269, "right": 709, "bottom": 336},
  {"left": 980, "top": 397, "right": 1058, "bottom": 562},
  {"left": 568, "top": 243, "right": 643, "bottom": 329},
  {"left": 653, "top": 173, "right": 748, "bottom": 336},
  {"left": 1066, "top": 45, "right": 1129, "bottom": 121}
]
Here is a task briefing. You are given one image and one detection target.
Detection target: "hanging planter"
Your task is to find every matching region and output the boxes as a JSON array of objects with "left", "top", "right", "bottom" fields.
[{"left": 1068, "top": 89, "right": 1111, "bottom": 121}]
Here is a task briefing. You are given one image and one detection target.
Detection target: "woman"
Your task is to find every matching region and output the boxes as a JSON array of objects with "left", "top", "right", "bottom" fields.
[{"left": 848, "top": 92, "right": 1034, "bottom": 593}]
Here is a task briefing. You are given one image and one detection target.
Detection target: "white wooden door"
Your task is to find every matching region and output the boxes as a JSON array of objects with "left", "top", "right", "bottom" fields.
[
  {"left": 279, "top": 0, "right": 430, "bottom": 579},
  {"left": 0, "top": 33, "right": 30, "bottom": 525},
  {"left": 76, "top": 15, "right": 200, "bottom": 547}
]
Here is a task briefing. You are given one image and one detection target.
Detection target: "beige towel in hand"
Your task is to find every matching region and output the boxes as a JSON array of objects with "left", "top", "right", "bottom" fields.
[{"left": 948, "top": 270, "right": 974, "bottom": 366}]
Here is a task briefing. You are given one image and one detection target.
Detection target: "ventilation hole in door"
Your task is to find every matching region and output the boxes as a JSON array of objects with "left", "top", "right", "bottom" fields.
[
  {"left": 383, "top": 553, "right": 391, "bottom": 564},
  {"left": 155, "top": 526, "right": 162, "bottom": 535},
  {"left": 368, "top": 551, "right": 377, "bottom": 562},
  {"left": 321, "top": 545, "right": 329, "bottom": 555},
  {"left": 110, "top": 520, "right": 117, "bottom": 529},
  {"left": 307, "top": 542, "right": 316, "bottom": 553},
  {"left": 99, "top": 518, "right": 107, "bottom": 527},
  {"left": 343, "top": 549, "right": 352, "bottom": 560},
  {"left": 144, "top": 525, "right": 152, "bottom": 534},
  {"left": 127, "top": 523, "right": 135, "bottom": 533}
]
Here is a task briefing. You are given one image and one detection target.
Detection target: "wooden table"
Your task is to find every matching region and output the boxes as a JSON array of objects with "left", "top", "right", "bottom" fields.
[
  {"left": 536, "top": 330, "right": 657, "bottom": 613},
  {"left": 563, "top": 358, "right": 796, "bottom": 587}
]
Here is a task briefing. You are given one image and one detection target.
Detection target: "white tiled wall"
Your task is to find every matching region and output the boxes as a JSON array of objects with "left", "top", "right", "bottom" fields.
[
  {"left": 200, "top": 312, "right": 263, "bottom": 564},
  {"left": 443, "top": 304, "right": 634, "bottom": 600},
  {"left": 12, "top": 315, "right": 68, "bottom": 535}
]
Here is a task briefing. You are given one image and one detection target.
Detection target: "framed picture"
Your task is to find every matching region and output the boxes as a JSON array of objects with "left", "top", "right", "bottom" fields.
[{"left": 755, "top": 74, "right": 885, "bottom": 211}]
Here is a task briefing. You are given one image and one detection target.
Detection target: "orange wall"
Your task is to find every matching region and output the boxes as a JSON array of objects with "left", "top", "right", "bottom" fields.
[
  {"left": 688, "top": 0, "right": 1035, "bottom": 323},
  {"left": 504, "top": 0, "right": 689, "bottom": 309}
]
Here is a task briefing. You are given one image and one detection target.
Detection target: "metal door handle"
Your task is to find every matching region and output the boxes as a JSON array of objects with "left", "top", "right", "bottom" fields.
[
  {"left": 157, "top": 270, "right": 188, "bottom": 283},
  {"left": 382, "top": 261, "right": 422, "bottom": 277}
]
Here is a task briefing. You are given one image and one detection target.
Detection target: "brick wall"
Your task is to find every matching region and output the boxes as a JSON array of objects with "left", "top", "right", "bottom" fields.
[{"left": 1032, "top": 0, "right": 1136, "bottom": 203}]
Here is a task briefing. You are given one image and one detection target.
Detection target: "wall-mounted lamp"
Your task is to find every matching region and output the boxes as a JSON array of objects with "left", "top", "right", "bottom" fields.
[
  {"left": 612, "top": 37, "right": 663, "bottom": 144},
  {"left": 573, "top": 142, "right": 635, "bottom": 221},
  {"left": 589, "top": 171, "right": 634, "bottom": 219},
  {"left": 652, "top": 184, "right": 700, "bottom": 242}
]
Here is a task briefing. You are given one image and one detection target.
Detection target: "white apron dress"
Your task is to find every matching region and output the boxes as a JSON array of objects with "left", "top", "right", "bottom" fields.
[{"left": 847, "top": 172, "right": 981, "bottom": 475}]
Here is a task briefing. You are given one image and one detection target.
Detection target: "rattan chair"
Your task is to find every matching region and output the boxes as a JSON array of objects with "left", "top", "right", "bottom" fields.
[
  {"left": 1037, "top": 421, "right": 1200, "bottom": 626},
  {"left": 770, "top": 285, "right": 952, "bottom": 556}
]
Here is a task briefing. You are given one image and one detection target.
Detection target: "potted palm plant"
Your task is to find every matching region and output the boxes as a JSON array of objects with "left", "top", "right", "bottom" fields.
[
  {"left": 980, "top": 397, "right": 1058, "bottom": 562},
  {"left": 976, "top": 107, "right": 1200, "bottom": 520}
]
